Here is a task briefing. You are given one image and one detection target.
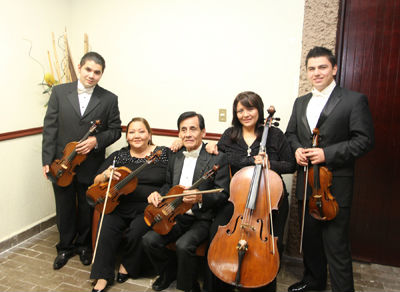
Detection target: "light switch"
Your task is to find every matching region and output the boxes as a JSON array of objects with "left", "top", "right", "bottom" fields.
[{"left": 219, "top": 109, "right": 227, "bottom": 122}]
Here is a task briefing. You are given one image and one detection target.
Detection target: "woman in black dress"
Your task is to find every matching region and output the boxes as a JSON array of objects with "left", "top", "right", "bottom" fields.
[
  {"left": 90, "top": 117, "right": 170, "bottom": 292},
  {"left": 204, "top": 91, "right": 296, "bottom": 292}
]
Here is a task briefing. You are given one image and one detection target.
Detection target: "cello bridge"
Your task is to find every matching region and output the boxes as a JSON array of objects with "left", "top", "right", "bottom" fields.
[{"left": 241, "top": 223, "right": 255, "bottom": 231}]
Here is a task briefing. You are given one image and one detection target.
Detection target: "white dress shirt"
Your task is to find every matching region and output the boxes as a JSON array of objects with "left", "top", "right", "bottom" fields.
[
  {"left": 306, "top": 80, "right": 336, "bottom": 132},
  {"left": 77, "top": 80, "right": 94, "bottom": 116},
  {"left": 179, "top": 145, "right": 203, "bottom": 215}
]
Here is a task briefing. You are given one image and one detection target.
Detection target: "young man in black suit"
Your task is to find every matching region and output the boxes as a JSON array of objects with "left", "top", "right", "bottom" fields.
[
  {"left": 285, "top": 47, "right": 374, "bottom": 292},
  {"left": 42, "top": 52, "right": 121, "bottom": 270},
  {"left": 143, "top": 111, "right": 230, "bottom": 292}
]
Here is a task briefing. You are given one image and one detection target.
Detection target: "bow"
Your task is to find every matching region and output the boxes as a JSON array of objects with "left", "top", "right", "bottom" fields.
[
  {"left": 78, "top": 86, "right": 94, "bottom": 95},
  {"left": 183, "top": 151, "right": 199, "bottom": 158}
]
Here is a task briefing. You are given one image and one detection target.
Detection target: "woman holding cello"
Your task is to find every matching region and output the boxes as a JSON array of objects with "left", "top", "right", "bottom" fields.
[
  {"left": 204, "top": 91, "right": 296, "bottom": 292},
  {"left": 90, "top": 117, "right": 170, "bottom": 292}
]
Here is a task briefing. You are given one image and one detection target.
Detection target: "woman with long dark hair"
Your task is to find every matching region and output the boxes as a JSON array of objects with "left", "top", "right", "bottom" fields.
[{"left": 204, "top": 91, "right": 296, "bottom": 292}]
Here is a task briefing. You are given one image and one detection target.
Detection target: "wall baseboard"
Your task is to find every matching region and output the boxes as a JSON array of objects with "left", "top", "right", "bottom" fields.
[{"left": 0, "top": 216, "right": 56, "bottom": 254}]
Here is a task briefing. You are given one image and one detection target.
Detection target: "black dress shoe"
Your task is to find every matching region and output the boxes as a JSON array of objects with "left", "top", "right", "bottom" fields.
[
  {"left": 92, "top": 279, "right": 113, "bottom": 292},
  {"left": 184, "top": 281, "right": 201, "bottom": 292},
  {"left": 53, "top": 251, "right": 75, "bottom": 270},
  {"left": 288, "top": 280, "right": 325, "bottom": 292},
  {"left": 77, "top": 249, "right": 92, "bottom": 266},
  {"left": 116, "top": 272, "right": 129, "bottom": 283},
  {"left": 152, "top": 275, "right": 175, "bottom": 291}
]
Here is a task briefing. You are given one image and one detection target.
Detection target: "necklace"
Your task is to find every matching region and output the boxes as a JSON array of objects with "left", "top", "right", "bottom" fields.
[{"left": 247, "top": 146, "right": 251, "bottom": 157}]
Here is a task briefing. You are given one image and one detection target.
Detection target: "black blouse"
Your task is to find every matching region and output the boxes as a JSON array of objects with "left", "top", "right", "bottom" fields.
[
  {"left": 217, "top": 126, "right": 296, "bottom": 177},
  {"left": 96, "top": 145, "right": 170, "bottom": 215}
]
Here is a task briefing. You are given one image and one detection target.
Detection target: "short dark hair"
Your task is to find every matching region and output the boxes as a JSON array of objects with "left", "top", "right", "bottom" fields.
[
  {"left": 80, "top": 52, "right": 106, "bottom": 72},
  {"left": 231, "top": 91, "right": 265, "bottom": 141},
  {"left": 177, "top": 111, "right": 205, "bottom": 130},
  {"left": 305, "top": 46, "right": 336, "bottom": 68}
]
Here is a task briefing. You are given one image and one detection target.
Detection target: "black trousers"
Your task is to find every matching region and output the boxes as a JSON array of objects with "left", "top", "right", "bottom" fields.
[
  {"left": 52, "top": 178, "right": 92, "bottom": 253},
  {"left": 203, "top": 195, "right": 289, "bottom": 292},
  {"left": 90, "top": 207, "right": 150, "bottom": 280},
  {"left": 299, "top": 201, "right": 354, "bottom": 292},
  {"left": 142, "top": 214, "right": 211, "bottom": 291}
]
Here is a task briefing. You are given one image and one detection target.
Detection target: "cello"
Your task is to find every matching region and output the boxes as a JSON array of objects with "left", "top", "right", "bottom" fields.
[
  {"left": 144, "top": 165, "right": 220, "bottom": 235},
  {"left": 49, "top": 120, "right": 100, "bottom": 187},
  {"left": 86, "top": 149, "right": 162, "bottom": 214},
  {"left": 207, "top": 107, "right": 283, "bottom": 288}
]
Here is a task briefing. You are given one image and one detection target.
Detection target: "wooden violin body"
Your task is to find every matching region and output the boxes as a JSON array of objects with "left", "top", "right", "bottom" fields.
[
  {"left": 86, "top": 149, "right": 162, "bottom": 215},
  {"left": 49, "top": 142, "right": 86, "bottom": 187},
  {"left": 143, "top": 185, "right": 193, "bottom": 235},
  {"left": 87, "top": 166, "right": 137, "bottom": 214},
  {"left": 49, "top": 120, "right": 100, "bottom": 187},
  {"left": 307, "top": 128, "right": 339, "bottom": 221},
  {"left": 308, "top": 165, "right": 338, "bottom": 221},
  {"left": 144, "top": 165, "right": 220, "bottom": 235}
]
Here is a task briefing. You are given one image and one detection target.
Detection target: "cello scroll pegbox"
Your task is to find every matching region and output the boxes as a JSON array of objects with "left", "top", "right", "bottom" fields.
[
  {"left": 267, "top": 106, "right": 276, "bottom": 117},
  {"left": 267, "top": 106, "right": 280, "bottom": 127}
]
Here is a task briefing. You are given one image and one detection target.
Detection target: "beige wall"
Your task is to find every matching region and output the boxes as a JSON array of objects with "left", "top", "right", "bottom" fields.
[
  {"left": 0, "top": 0, "right": 71, "bottom": 242},
  {"left": 0, "top": 0, "right": 305, "bottom": 243}
]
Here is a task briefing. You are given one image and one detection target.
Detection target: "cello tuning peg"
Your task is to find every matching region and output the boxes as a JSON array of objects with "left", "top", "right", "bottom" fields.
[
  {"left": 273, "top": 122, "right": 280, "bottom": 127},
  {"left": 274, "top": 117, "right": 280, "bottom": 121}
]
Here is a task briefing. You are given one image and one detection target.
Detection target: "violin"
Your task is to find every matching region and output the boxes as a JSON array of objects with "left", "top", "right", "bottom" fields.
[
  {"left": 49, "top": 120, "right": 100, "bottom": 187},
  {"left": 308, "top": 128, "right": 339, "bottom": 221},
  {"left": 86, "top": 150, "right": 162, "bottom": 214},
  {"left": 144, "top": 165, "right": 220, "bottom": 235},
  {"left": 207, "top": 106, "right": 283, "bottom": 288}
]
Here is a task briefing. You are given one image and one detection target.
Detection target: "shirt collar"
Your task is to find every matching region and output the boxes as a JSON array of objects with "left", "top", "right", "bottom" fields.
[
  {"left": 183, "top": 143, "right": 202, "bottom": 158},
  {"left": 77, "top": 80, "right": 95, "bottom": 94},
  {"left": 312, "top": 80, "right": 336, "bottom": 98}
]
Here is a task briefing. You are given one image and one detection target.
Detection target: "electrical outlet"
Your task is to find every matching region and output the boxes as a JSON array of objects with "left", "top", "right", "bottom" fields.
[{"left": 219, "top": 109, "right": 227, "bottom": 122}]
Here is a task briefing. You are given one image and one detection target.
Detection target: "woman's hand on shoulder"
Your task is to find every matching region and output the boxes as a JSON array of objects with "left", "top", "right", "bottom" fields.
[
  {"left": 170, "top": 138, "right": 183, "bottom": 152},
  {"left": 205, "top": 142, "right": 219, "bottom": 155}
]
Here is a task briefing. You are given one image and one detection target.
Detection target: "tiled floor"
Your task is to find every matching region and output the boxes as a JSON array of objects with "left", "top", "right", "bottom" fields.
[{"left": 0, "top": 225, "right": 399, "bottom": 292}]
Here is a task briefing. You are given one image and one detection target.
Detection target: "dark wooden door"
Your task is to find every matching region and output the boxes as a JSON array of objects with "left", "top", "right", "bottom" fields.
[{"left": 336, "top": 0, "right": 400, "bottom": 266}]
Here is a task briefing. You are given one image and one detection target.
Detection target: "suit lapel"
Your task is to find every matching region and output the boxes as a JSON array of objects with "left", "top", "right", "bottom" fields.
[
  {"left": 316, "top": 86, "right": 342, "bottom": 128},
  {"left": 66, "top": 82, "right": 81, "bottom": 118},
  {"left": 82, "top": 86, "right": 101, "bottom": 118},
  {"left": 173, "top": 153, "right": 185, "bottom": 185},
  {"left": 193, "top": 145, "right": 210, "bottom": 184},
  {"left": 300, "top": 93, "right": 313, "bottom": 135}
]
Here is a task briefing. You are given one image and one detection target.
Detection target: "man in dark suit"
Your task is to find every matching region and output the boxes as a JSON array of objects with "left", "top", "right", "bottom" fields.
[
  {"left": 42, "top": 52, "right": 121, "bottom": 270},
  {"left": 285, "top": 47, "right": 374, "bottom": 292},
  {"left": 143, "top": 111, "right": 230, "bottom": 292}
]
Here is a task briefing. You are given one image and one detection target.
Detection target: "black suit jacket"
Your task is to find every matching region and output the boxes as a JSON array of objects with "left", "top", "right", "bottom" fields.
[
  {"left": 42, "top": 81, "right": 122, "bottom": 184},
  {"left": 160, "top": 144, "right": 230, "bottom": 220},
  {"left": 285, "top": 85, "right": 374, "bottom": 206}
]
